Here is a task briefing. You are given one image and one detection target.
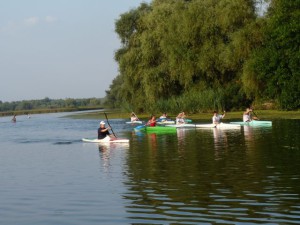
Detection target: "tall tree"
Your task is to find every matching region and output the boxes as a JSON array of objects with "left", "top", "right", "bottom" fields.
[
  {"left": 109, "top": 0, "right": 260, "bottom": 112},
  {"left": 242, "top": 0, "right": 300, "bottom": 109}
]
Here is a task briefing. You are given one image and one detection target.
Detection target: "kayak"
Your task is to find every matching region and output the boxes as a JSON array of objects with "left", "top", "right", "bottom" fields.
[
  {"left": 185, "top": 119, "right": 192, "bottom": 123},
  {"left": 134, "top": 125, "right": 177, "bottom": 133},
  {"left": 82, "top": 138, "right": 130, "bottom": 143},
  {"left": 126, "top": 121, "right": 143, "bottom": 124},
  {"left": 166, "top": 124, "right": 197, "bottom": 128},
  {"left": 156, "top": 120, "right": 175, "bottom": 125},
  {"left": 196, "top": 123, "right": 241, "bottom": 129},
  {"left": 167, "top": 123, "right": 241, "bottom": 129},
  {"left": 230, "top": 120, "right": 272, "bottom": 126},
  {"left": 156, "top": 118, "right": 175, "bottom": 124}
]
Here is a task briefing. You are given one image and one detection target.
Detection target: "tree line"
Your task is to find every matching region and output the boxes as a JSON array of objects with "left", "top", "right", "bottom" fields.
[
  {"left": 105, "top": 0, "right": 299, "bottom": 113},
  {"left": 0, "top": 97, "right": 103, "bottom": 115}
]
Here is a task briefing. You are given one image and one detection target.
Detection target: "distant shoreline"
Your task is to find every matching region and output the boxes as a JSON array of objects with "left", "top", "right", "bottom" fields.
[
  {"left": 3, "top": 108, "right": 299, "bottom": 120},
  {"left": 66, "top": 109, "right": 300, "bottom": 120},
  {"left": 0, "top": 107, "right": 103, "bottom": 117}
]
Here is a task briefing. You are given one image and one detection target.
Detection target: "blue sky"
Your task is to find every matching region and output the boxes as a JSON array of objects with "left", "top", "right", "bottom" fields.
[{"left": 0, "top": 0, "right": 150, "bottom": 102}]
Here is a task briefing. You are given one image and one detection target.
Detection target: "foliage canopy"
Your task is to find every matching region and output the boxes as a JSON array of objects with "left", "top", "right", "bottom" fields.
[{"left": 106, "top": 0, "right": 299, "bottom": 113}]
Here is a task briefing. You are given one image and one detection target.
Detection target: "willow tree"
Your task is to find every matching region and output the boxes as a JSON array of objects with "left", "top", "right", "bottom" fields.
[
  {"left": 149, "top": 0, "right": 257, "bottom": 110},
  {"left": 106, "top": 3, "right": 151, "bottom": 111},
  {"left": 242, "top": 0, "right": 300, "bottom": 110},
  {"left": 109, "top": 0, "right": 259, "bottom": 112}
]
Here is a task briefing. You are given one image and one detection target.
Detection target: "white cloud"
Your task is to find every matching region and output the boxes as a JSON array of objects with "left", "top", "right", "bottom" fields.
[
  {"left": 23, "top": 16, "right": 39, "bottom": 26},
  {"left": 45, "top": 16, "right": 58, "bottom": 23}
]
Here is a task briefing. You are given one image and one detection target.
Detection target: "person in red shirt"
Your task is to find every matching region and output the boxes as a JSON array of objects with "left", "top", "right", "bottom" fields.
[{"left": 147, "top": 115, "right": 156, "bottom": 127}]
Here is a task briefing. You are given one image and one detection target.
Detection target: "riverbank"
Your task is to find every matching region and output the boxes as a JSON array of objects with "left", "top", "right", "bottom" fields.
[{"left": 67, "top": 109, "right": 300, "bottom": 120}]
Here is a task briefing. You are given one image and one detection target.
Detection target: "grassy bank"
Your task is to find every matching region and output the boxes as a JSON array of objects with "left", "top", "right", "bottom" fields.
[{"left": 67, "top": 109, "right": 300, "bottom": 121}]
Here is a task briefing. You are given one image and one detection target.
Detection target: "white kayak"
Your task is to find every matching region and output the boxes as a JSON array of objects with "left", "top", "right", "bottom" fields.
[
  {"left": 230, "top": 120, "right": 272, "bottom": 126},
  {"left": 126, "top": 121, "right": 143, "bottom": 124},
  {"left": 166, "top": 124, "right": 197, "bottom": 128},
  {"left": 157, "top": 120, "right": 175, "bottom": 125},
  {"left": 196, "top": 123, "right": 241, "bottom": 129},
  {"left": 82, "top": 138, "right": 130, "bottom": 143}
]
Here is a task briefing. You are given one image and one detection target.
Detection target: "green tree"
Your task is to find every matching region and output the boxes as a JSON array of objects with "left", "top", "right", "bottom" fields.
[
  {"left": 242, "top": 0, "right": 300, "bottom": 109},
  {"left": 109, "top": 0, "right": 260, "bottom": 112}
]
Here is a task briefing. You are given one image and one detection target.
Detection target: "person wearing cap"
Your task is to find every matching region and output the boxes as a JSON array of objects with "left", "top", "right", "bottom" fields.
[{"left": 98, "top": 121, "right": 111, "bottom": 140}]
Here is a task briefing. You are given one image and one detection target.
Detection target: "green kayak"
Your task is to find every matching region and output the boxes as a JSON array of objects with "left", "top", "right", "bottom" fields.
[{"left": 134, "top": 125, "right": 177, "bottom": 133}]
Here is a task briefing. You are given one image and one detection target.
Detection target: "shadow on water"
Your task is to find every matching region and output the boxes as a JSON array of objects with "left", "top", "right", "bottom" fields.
[
  {"left": 53, "top": 140, "right": 79, "bottom": 145},
  {"left": 15, "top": 138, "right": 82, "bottom": 145}
]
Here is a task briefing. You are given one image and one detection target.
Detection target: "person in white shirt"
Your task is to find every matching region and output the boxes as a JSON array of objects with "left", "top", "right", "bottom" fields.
[
  {"left": 159, "top": 113, "right": 167, "bottom": 119},
  {"left": 130, "top": 112, "right": 138, "bottom": 122},
  {"left": 212, "top": 111, "right": 225, "bottom": 124},
  {"left": 243, "top": 108, "right": 258, "bottom": 122},
  {"left": 176, "top": 112, "right": 185, "bottom": 124}
]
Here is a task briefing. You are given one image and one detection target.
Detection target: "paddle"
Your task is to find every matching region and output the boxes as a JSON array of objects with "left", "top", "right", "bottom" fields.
[
  {"left": 104, "top": 112, "right": 117, "bottom": 138},
  {"left": 135, "top": 124, "right": 146, "bottom": 130}
]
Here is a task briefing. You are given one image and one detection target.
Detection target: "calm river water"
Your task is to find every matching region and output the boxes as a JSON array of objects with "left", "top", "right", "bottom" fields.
[{"left": 0, "top": 112, "right": 299, "bottom": 225}]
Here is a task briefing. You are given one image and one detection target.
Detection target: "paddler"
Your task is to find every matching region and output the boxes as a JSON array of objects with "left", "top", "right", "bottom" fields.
[
  {"left": 98, "top": 121, "right": 112, "bottom": 140},
  {"left": 176, "top": 112, "right": 185, "bottom": 125},
  {"left": 158, "top": 112, "right": 169, "bottom": 123},
  {"left": 147, "top": 115, "right": 156, "bottom": 127},
  {"left": 159, "top": 113, "right": 167, "bottom": 119},
  {"left": 212, "top": 110, "right": 225, "bottom": 124},
  {"left": 130, "top": 112, "right": 138, "bottom": 122},
  {"left": 243, "top": 108, "right": 258, "bottom": 122}
]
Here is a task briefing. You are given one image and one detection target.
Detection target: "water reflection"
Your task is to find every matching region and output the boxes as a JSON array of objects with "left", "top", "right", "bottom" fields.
[
  {"left": 212, "top": 128, "right": 228, "bottom": 149},
  {"left": 211, "top": 128, "right": 244, "bottom": 161},
  {"left": 98, "top": 142, "right": 129, "bottom": 174},
  {"left": 176, "top": 128, "right": 188, "bottom": 153},
  {"left": 123, "top": 123, "right": 300, "bottom": 224},
  {"left": 243, "top": 125, "right": 254, "bottom": 142},
  {"left": 98, "top": 144, "right": 111, "bottom": 173},
  {"left": 177, "top": 128, "right": 187, "bottom": 141},
  {"left": 147, "top": 133, "right": 157, "bottom": 152}
]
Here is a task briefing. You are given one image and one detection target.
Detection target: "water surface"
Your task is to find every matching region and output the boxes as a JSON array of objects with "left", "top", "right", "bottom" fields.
[{"left": 0, "top": 113, "right": 299, "bottom": 224}]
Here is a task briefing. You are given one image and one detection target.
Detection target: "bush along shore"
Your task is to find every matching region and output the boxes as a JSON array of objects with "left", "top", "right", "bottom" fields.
[{"left": 66, "top": 109, "right": 300, "bottom": 121}]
